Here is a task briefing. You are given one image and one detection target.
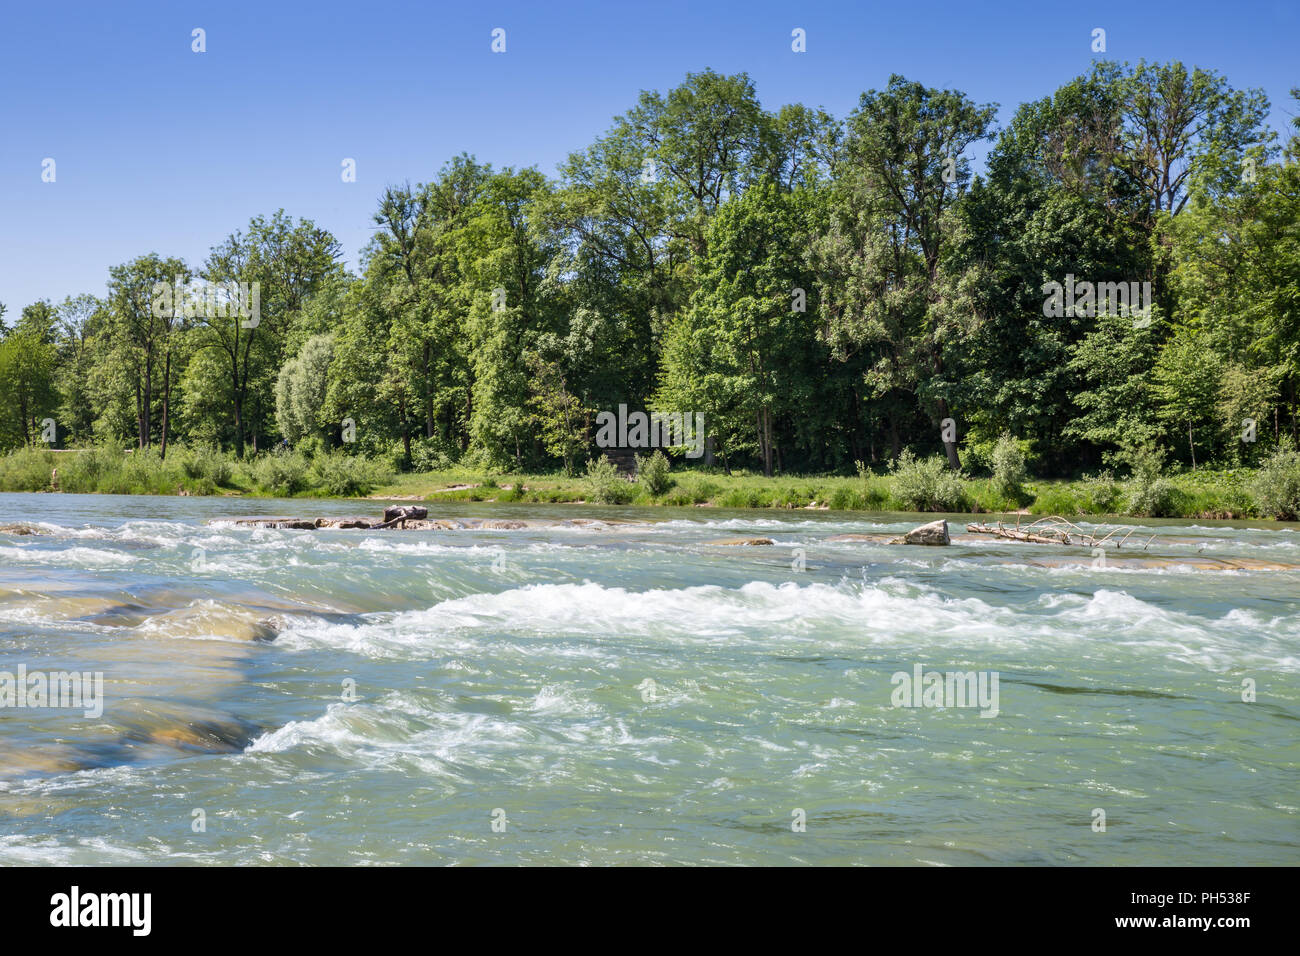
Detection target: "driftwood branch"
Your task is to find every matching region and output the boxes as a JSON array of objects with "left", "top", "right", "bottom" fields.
[{"left": 965, "top": 516, "right": 1148, "bottom": 550}]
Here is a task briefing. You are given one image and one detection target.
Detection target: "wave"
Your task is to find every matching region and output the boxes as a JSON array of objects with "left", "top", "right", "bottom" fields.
[{"left": 270, "top": 578, "right": 1300, "bottom": 672}]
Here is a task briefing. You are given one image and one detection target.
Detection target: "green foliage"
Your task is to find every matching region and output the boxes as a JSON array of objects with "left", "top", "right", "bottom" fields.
[
  {"left": 251, "top": 449, "right": 311, "bottom": 497},
  {"left": 309, "top": 452, "right": 387, "bottom": 498},
  {"left": 179, "top": 445, "right": 233, "bottom": 486},
  {"left": 1028, "top": 485, "right": 1083, "bottom": 516},
  {"left": 0, "top": 447, "right": 58, "bottom": 491},
  {"left": 0, "top": 330, "right": 58, "bottom": 450},
  {"left": 636, "top": 450, "right": 675, "bottom": 497},
  {"left": 584, "top": 455, "right": 636, "bottom": 504},
  {"left": 1079, "top": 471, "right": 1124, "bottom": 514},
  {"left": 1251, "top": 446, "right": 1300, "bottom": 520},
  {"left": 276, "top": 334, "right": 335, "bottom": 444},
  {"left": 888, "top": 450, "right": 966, "bottom": 512},
  {"left": 1118, "top": 443, "right": 1180, "bottom": 517},
  {"left": 409, "top": 435, "right": 461, "bottom": 472},
  {"left": 7, "top": 68, "right": 1298, "bottom": 508},
  {"left": 990, "top": 432, "right": 1029, "bottom": 502}
]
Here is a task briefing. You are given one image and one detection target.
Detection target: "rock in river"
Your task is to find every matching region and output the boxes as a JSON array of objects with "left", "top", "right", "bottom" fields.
[{"left": 890, "top": 519, "right": 950, "bottom": 546}]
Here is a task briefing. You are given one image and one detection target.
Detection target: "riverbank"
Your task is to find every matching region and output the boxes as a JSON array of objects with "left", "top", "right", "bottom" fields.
[{"left": 2, "top": 445, "right": 1298, "bottom": 521}]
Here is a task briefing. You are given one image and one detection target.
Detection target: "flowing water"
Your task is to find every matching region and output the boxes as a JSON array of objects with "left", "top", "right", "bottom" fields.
[{"left": 0, "top": 492, "right": 1297, "bottom": 865}]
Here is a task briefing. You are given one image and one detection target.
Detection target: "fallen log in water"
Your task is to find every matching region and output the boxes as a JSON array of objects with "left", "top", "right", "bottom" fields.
[
  {"left": 966, "top": 523, "right": 1068, "bottom": 545},
  {"left": 966, "top": 516, "right": 1157, "bottom": 551}
]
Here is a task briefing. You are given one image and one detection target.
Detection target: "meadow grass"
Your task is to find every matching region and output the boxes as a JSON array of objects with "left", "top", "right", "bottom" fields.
[{"left": 2, "top": 446, "right": 1297, "bottom": 521}]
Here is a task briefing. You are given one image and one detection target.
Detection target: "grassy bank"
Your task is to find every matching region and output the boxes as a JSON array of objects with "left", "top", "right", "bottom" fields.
[{"left": 4, "top": 444, "right": 1300, "bottom": 522}]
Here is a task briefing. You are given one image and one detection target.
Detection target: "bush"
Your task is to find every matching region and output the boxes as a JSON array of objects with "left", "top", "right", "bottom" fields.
[
  {"left": 310, "top": 452, "right": 386, "bottom": 497},
  {"left": 990, "top": 432, "right": 1028, "bottom": 502},
  {"left": 1252, "top": 445, "right": 1300, "bottom": 520},
  {"left": 685, "top": 478, "right": 722, "bottom": 503},
  {"left": 770, "top": 485, "right": 814, "bottom": 508},
  {"left": 636, "top": 450, "right": 675, "bottom": 497},
  {"left": 888, "top": 450, "right": 966, "bottom": 512},
  {"left": 252, "top": 449, "right": 310, "bottom": 497},
  {"left": 718, "top": 487, "right": 761, "bottom": 508},
  {"left": 180, "top": 445, "right": 233, "bottom": 486},
  {"left": 1119, "top": 443, "right": 1178, "bottom": 517},
  {"left": 828, "top": 485, "right": 857, "bottom": 510},
  {"left": 0, "top": 447, "right": 57, "bottom": 491},
  {"left": 1080, "top": 471, "right": 1123, "bottom": 514},
  {"left": 584, "top": 456, "right": 635, "bottom": 504},
  {"left": 410, "top": 435, "right": 460, "bottom": 472},
  {"left": 853, "top": 461, "right": 894, "bottom": 510}
]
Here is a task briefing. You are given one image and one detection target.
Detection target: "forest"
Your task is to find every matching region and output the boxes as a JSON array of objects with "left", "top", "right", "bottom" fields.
[{"left": 2, "top": 60, "right": 1298, "bottom": 511}]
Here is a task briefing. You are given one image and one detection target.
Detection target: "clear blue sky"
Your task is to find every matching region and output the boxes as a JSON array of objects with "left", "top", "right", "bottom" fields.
[{"left": 1, "top": 0, "right": 1295, "bottom": 313}]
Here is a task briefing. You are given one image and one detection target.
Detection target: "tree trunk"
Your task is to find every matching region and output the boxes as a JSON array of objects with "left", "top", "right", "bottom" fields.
[
  {"left": 233, "top": 395, "right": 245, "bottom": 459},
  {"left": 937, "top": 398, "right": 961, "bottom": 470},
  {"left": 135, "top": 378, "right": 145, "bottom": 450},
  {"left": 142, "top": 352, "right": 153, "bottom": 448},
  {"left": 160, "top": 351, "right": 172, "bottom": 460},
  {"left": 423, "top": 342, "right": 434, "bottom": 438}
]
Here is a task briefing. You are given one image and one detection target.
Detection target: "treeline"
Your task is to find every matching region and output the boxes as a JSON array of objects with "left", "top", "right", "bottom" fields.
[{"left": 1, "top": 61, "right": 1297, "bottom": 479}]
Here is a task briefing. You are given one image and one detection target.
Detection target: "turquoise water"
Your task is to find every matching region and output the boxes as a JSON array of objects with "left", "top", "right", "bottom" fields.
[{"left": 0, "top": 492, "right": 1297, "bottom": 865}]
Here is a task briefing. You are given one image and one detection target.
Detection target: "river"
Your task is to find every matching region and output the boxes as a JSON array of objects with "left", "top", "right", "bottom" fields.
[{"left": 0, "top": 492, "right": 1296, "bottom": 865}]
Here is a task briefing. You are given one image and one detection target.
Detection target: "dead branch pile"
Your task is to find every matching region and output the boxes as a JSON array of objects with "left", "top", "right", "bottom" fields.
[{"left": 965, "top": 515, "right": 1157, "bottom": 551}]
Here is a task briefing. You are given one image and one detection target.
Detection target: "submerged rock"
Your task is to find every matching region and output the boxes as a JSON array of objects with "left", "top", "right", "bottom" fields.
[
  {"left": 212, "top": 516, "right": 317, "bottom": 530},
  {"left": 315, "top": 516, "right": 375, "bottom": 529},
  {"left": 0, "top": 523, "right": 45, "bottom": 535},
  {"left": 705, "top": 537, "right": 776, "bottom": 546}
]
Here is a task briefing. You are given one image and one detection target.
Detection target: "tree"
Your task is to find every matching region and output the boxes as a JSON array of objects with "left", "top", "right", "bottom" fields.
[
  {"left": 1151, "top": 327, "right": 1223, "bottom": 467},
  {"left": 201, "top": 211, "right": 342, "bottom": 456},
  {"left": 663, "top": 178, "right": 825, "bottom": 475},
  {"left": 814, "top": 75, "right": 996, "bottom": 469},
  {"left": 275, "top": 334, "right": 335, "bottom": 445},
  {"left": 105, "top": 254, "right": 190, "bottom": 452},
  {"left": 0, "top": 330, "right": 57, "bottom": 449}
]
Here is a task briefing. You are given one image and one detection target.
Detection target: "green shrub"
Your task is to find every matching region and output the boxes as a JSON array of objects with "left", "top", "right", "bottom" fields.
[
  {"left": 1252, "top": 446, "right": 1300, "bottom": 520},
  {"left": 410, "top": 435, "right": 460, "bottom": 472},
  {"left": 495, "top": 483, "right": 524, "bottom": 502},
  {"left": 636, "top": 450, "right": 675, "bottom": 497},
  {"left": 853, "top": 461, "right": 894, "bottom": 510},
  {"left": 1119, "top": 443, "right": 1178, "bottom": 517},
  {"left": 966, "top": 479, "right": 1021, "bottom": 515},
  {"left": 888, "top": 450, "right": 966, "bottom": 512},
  {"left": 310, "top": 452, "right": 386, "bottom": 497},
  {"left": 770, "top": 485, "right": 812, "bottom": 508},
  {"left": 179, "top": 445, "right": 233, "bottom": 485},
  {"left": 252, "top": 449, "right": 310, "bottom": 497},
  {"left": 828, "top": 485, "right": 856, "bottom": 510},
  {"left": 677, "top": 477, "right": 721, "bottom": 504},
  {"left": 1080, "top": 471, "right": 1123, "bottom": 513},
  {"left": 0, "top": 447, "right": 57, "bottom": 491},
  {"left": 990, "top": 432, "right": 1028, "bottom": 502},
  {"left": 717, "top": 487, "right": 759, "bottom": 508},
  {"left": 584, "top": 456, "right": 636, "bottom": 504}
]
